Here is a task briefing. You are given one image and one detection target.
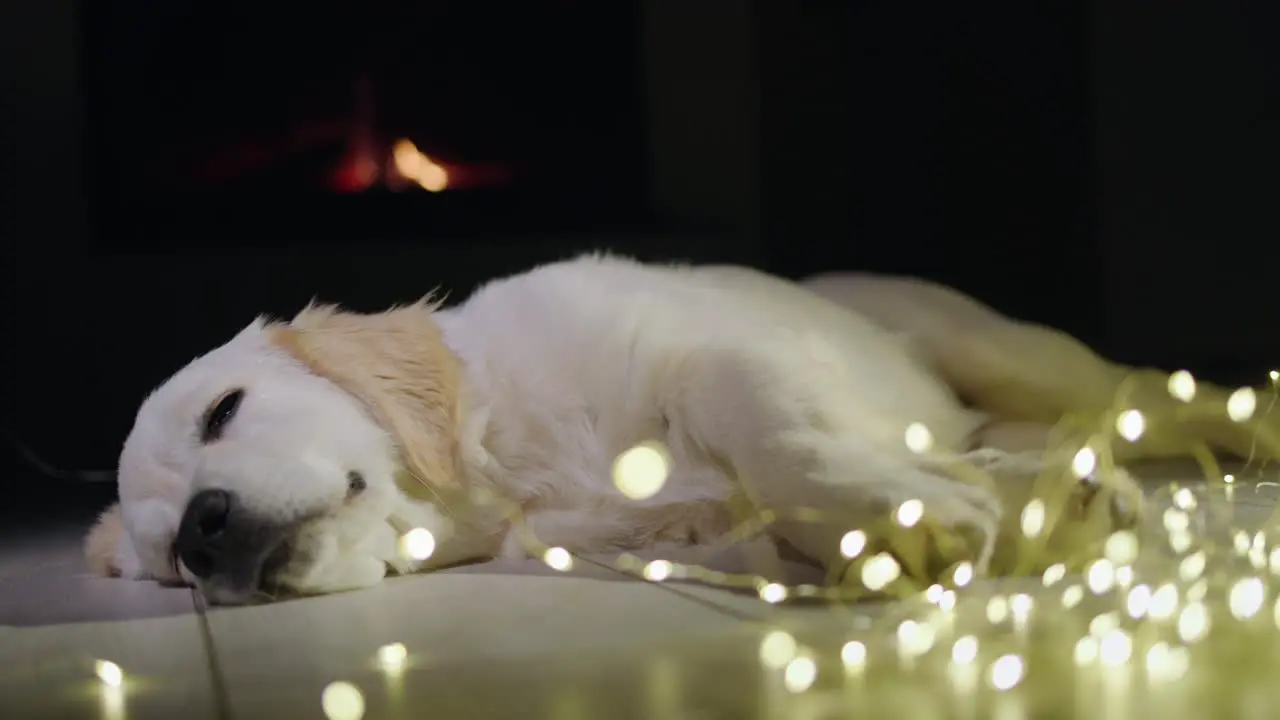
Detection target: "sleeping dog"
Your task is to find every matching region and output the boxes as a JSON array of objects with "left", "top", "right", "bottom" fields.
[{"left": 84, "top": 254, "right": 1263, "bottom": 604}]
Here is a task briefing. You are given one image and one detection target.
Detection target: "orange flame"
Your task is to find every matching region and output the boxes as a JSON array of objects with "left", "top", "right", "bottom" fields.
[{"left": 392, "top": 139, "right": 448, "bottom": 192}]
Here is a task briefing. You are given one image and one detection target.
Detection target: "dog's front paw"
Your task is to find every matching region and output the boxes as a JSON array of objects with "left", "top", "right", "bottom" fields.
[
  {"left": 298, "top": 554, "right": 388, "bottom": 595},
  {"left": 979, "top": 452, "right": 1145, "bottom": 575},
  {"left": 1031, "top": 465, "right": 1144, "bottom": 569},
  {"left": 279, "top": 530, "right": 390, "bottom": 596},
  {"left": 836, "top": 479, "right": 1004, "bottom": 595},
  {"left": 915, "top": 475, "right": 1006, "bottom": 571},
  {"left": 85, "top": 503, "right": 151, "bottom": 580}
]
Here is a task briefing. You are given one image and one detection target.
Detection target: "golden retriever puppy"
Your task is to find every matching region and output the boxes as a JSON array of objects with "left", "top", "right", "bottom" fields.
[{"left": 83, "top": 254, "right": 1251, "bottom": 604}]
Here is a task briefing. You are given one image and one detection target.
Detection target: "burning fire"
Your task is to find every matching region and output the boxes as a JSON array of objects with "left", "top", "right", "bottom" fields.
[{"left": 392, "top": 139, "right": 448, "bottom": 192}]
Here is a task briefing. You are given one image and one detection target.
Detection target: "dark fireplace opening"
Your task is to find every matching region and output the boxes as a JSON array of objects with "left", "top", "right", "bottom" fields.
[{"left": 82, "top": 1, "right": 652, "bottom": 249}]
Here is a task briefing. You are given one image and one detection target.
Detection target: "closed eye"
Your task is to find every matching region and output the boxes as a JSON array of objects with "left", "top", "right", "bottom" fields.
[{"left": 201, "top": 388, "right": 245, "bottom": 443}]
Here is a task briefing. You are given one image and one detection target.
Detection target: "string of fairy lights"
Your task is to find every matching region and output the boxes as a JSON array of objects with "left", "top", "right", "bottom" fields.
[{"left": 88, "top": 369, "right": 1280, "bottom": 719}]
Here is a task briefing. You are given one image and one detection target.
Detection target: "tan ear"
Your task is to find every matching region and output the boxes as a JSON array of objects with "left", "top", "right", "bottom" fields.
[
  {"left": 85, "top": 503, "right": 125, "bottom": 577},
  {"left": 269, "top": 299, "right": 464, "bottom": 500}
]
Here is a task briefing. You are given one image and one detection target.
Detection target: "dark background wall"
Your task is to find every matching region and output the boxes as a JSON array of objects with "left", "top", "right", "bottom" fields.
[
  {"left": 1, "top": 1, "right": 1278, "bottom": 522},
  {"left": 1093, "top": 0, "right": 1280, "bottom": 374}
]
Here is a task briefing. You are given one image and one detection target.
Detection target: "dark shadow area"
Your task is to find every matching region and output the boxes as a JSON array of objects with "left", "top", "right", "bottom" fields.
[{"left": 2, "top": 0, "right": 1278, "bottom": 528}]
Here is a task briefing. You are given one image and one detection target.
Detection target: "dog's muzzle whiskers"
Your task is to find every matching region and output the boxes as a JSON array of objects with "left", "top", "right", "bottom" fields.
[{"left": 405, "top": 467, "right": 456, "bottom": 518}]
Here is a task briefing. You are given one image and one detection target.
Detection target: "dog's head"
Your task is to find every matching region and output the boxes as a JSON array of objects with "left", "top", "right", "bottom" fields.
[{"left": 87, "top": 301, "right": 499, "bottom": 604}]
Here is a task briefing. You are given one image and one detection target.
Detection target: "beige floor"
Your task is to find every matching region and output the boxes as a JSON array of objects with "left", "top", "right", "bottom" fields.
[{"left": 2, "top": 461, "right": 1277, "bottom": 719}]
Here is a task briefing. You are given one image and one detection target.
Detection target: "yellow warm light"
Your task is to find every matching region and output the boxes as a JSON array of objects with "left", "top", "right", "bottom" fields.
[
  {"left": 760, "top": 631, "right": 798, "bottom": 669},
  {"left": 399, "top": 528, "right": 436, "bottom": 561},
  {"left": 377, "top": 643, "right": 408, "bottom": 672},
  {"left": 1116, "top": 409, "right": 1146, "bottom": 441},
  {"left": 543, "top": 547, "right": 573, "bottom": 571},
  {"left": 613, "top": 441, "right": 672, "bottom": 500},
  {"left": 1227, "top": 387, "right": 1257, "bottom": 423},
  {"left": 322, "top": 681, "right": 366, "bottom": 720},
  {"left": 392, "top": 138, "right": 449, "bottom": 192},
  {"left": 989, "top": 654, "right": 1024, "bottom": 691},
  {"left": 1168, "top": 370, "right": 1197, "bottom": 402},
  {"left": 95, "top": 660, "right": 123, "bottom": 688},
  {"left": 904, "top": 422, "right": 934, "bottom": 454}
]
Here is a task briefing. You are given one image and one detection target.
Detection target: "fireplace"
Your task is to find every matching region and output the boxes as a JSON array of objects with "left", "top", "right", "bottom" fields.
[{"left": 81, "top": 1, "right": 651, "bottom": 249}]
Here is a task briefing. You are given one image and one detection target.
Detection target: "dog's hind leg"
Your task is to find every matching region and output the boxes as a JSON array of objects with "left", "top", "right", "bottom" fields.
[{"left": 803, "top": 273, "right": 1280, "bottom": 463}]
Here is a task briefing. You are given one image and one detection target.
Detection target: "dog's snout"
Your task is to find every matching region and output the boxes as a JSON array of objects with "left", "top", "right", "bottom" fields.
[
  {"left": 175, "top": 490, "right": 294, "bottom": 603},
  {"left": 176, "top": 489, "right": 235, "bottom": 579},
  {"left": 190, "top": 489, "right": 232, "bottom": 539}
]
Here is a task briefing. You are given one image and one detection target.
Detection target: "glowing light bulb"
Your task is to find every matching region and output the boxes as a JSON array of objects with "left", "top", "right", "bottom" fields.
[
  {"left": 1145, "top": 642, "right": 1190, "bottom": 684},
  {"left": 1115, "top": 565, "right": 1134, "bottom": 588},
  {"left": 1235, "top": 530, "right": 1252, "bottom": 555},
  {"left": 1228, "top": 387, "right": 1258, "bottom": 422},
  {"left": 1010, "top": 594, "right": 1033, "bottom": 625},
  {"left": 841, "top": 641, "right": 867, "bottom": 671},
  {"left": 1042, "top": 563, "right": 1067, "bottom": 587},
  {"left": 1148, "top": 584, "right": 1179, "bottom": 620},
  {"left": 377, "top": 643, "right": 408, "bottom": 671},
  {"left": 1071, "top": 447, "right": 1097, "bottom": 479},
  {"left": 1099, "top": 629, "right": 1133, "bottom": 667},
  {"left": 759, "top": 583, "right": 787, "bottom": 604},
  {"left": 896, "top": 499, "right": 926, "bottom": 527},
  {"left": 1229, "top": 577, "right": 1266, "bottom": 620},
  {"left": 643, "top": 560, "right": 674, "bottom": 582},
  {"left": 1163, "top": 508, "right": 1191, "bottom": 533},
  {"left": 904, "top": 422, "right": 934, "bottom": 453},
  {"left": 925, "top": 584, "right": 944, "bottom": 603},
  {"left": 543, "top": 547, "right": 573, "bottom": 572},
  {"left": 1168, "top": 530, "right": 1193, "bottom": 554},
  {"left": 399, "top": 528, "right": 436, "bottom": 562},
  {"left": 1126, "top": 584, "right": 1152, "bottom": 619},
  {"left": 1087, "top": 559, "right": 1116, "bottom": 594},
  {"left": 1173, "top": 487, "right": 1197, "bottom": 510},
  {"left": 1187, "top": 579, "right": 1208, "bottom": 602},
  {"left": 613, "top": 441, "right": 672, "bottom": 500},
  {"left": 989, "top": 655, "right": 1024, "bottom": 691},
  {"left": 1089, "top": 612, "right": 1120, "bottom": 638},
  {"left": 1116, "top": 409, "right": 1146, "bottom": 441},
  {"left": 1105, "top": 531, "right": 1140, "bottom": 566},
  {"left": 1073, "top": 636, "right": 1098, "bottom": 666},
  {"left": 95, "top": 660, "right": 123, "bottom": 688},
  {"left": 1168, "top": 370, "right": 1197, "bottom": 402},
  {"left": 783, "top": 656, "right": 817, "bottom": 693},
  {"left": 896, "top": 499, "right": 924, "bottom": 528},
  {"left": 840, "top": 530, "right": 867, "bottom": 559},
  {"left": 861, "top": 553, "right": 901, "bottom": 591},
  {"left": 953, "top": 562, "right": 974, "bottom": 588},
  {"left": 1179, "top": 552, "right": 1206, "bottom": 582},
  {"left": 321, "top": 682, "right": 366, "bottom": 720},
  {"left": 1020, "top": 499, "right": 1046, "bottom": 538},
  {"left": 951, "top": 636, "right": 979, "bottom": 665},
  {"left": 897, "top": 620, "right": 936, "bottom": 657},
  {"left": 986, "top": 596, "right": 1009, "bottom": 624},
  {"left": 760, "top": 631, "right": 798, "bottom": 669},
  {"left": 1177, "top": 602, "right": 1210, "bottom": 643}
]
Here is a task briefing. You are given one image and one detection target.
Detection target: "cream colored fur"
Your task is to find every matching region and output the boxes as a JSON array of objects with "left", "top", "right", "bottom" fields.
[{"left": 87, "top": 254, "right": 1240, "bottom": 603}]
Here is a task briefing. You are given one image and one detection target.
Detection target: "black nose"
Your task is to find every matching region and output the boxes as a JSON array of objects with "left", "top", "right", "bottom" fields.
[{"left": 175, "top": 489, "right": 234, "bottom": 579}]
